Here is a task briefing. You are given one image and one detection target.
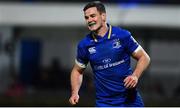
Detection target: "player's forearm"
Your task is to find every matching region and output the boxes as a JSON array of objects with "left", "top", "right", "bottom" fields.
[
  {"left": 70, "top": 69, "right": 83, "bottom": 95},
  {"left": 133, "top": 52, "right": 150, "bottom": 79}
]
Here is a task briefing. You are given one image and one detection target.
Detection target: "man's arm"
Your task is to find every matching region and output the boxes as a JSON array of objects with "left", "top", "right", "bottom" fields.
[
  {"left": 69, "top": 64, "right": 85, "bottom": 105},
  {"left": 124, "top": 46, "right": 150, "bottom": 88}
]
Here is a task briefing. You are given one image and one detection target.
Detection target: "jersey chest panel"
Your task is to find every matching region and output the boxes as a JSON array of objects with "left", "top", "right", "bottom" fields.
[{"left": 87, "top": 38, "right": 126, "bottom": 71}]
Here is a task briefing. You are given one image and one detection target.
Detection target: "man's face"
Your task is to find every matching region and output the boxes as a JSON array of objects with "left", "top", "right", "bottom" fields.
[{"left": 84, "top": 7, "right": 106, "bottom": 32}]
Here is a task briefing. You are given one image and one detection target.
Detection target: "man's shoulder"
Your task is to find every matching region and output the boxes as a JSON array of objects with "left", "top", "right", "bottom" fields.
[
  {"left": 78, "top": 33, "right": 92, "bottom": 47},
  {"left": 112, "top": 26, "right": 131, "bottom": 38}
]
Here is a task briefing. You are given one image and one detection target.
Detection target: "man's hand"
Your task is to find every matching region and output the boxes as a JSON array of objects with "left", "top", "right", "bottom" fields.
[
  {"left": 69, "top": 94, "right": 79, "bottom": 105},
  {"left": 124, "top": 75, "right": 138, "bottom": 88}
]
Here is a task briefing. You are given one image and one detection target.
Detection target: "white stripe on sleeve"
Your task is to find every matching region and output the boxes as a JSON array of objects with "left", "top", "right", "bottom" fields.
[
  {"left": 134, "top": 45, "right": 142, "bottom": 53},
  {"left": 75, "top": 59, "right": 86, "bottom": 68}
]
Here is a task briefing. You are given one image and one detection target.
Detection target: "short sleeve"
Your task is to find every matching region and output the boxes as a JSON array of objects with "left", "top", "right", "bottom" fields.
[
  {"left": 75, "top": 42, "right": 89, "bottom": 68},
  {"left": 123, "top": 31, "right": 140, "bottom": 54}
]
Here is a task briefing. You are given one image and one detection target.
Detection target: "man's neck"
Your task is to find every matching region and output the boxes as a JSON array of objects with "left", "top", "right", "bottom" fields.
[{"left": 94, "top": 23, "right": 108, "bottom": 37}]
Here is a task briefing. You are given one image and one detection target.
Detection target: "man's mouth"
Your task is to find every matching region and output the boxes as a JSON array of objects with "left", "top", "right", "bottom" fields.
[{"left": 88, "top": 22, "right": 96, "bottom": 27}]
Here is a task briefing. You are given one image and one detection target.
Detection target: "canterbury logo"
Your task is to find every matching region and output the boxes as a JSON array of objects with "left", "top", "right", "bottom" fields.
[{"left": 88, "top": 47, "right": 96, "bottom": 54}]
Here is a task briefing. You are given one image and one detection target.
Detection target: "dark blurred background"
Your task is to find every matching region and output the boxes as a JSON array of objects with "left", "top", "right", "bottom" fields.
[{"left": 0, "top": 0, "right": 180, "bottom": 107}]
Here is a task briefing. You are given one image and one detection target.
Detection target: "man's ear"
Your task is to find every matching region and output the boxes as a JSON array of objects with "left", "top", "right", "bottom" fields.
[{"left": 101, "top": 13, "right": 106, "bottom": 22}]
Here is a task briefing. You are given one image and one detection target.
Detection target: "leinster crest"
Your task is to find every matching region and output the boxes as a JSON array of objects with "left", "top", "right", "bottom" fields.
[{"left": 113, "top": 39, "right": 121, "bottom": 49}]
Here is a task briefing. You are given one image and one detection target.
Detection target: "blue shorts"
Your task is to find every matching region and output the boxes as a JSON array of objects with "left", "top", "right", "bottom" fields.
[{"left": 96, "top": 89, "right": 144, "bottom": 107}]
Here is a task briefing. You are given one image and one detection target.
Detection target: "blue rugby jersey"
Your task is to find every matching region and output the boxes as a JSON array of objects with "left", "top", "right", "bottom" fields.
[{"left": 75, "top": 24, "right": 144, "bottom": 106}]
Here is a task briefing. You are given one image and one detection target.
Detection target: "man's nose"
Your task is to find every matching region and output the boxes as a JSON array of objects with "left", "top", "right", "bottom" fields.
[{"left": 88, "top": 17, "right": 93, "bottom": 23}]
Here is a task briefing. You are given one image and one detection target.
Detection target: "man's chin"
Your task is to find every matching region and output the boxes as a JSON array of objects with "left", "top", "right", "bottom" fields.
[
  {"left": 89, "top": 28, "right": 97, "bottom": 32},
  {"left": 91, "top": 29, "right": 96, "bottom": 32}
]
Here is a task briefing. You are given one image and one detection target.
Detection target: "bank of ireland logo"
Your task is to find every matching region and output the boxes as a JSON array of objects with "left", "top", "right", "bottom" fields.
[
  {"left": 88, "top": 47, "right": 96, "bottom": 54},
  {"left": 113, "top": 39, "right": 121, "bottom": 49},
  {"left": 102, "top": 58, "right": 111, "bottom": 63}
]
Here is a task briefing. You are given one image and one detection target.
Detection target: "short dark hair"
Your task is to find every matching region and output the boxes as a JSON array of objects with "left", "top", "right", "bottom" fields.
[{"left": 83, "top": 1, "right": 106, "bottom": 14}]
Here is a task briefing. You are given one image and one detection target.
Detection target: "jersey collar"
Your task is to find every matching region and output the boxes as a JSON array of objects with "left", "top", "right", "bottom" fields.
[{"left": 91, "top": 24, "right": 112, "bottom": 42}]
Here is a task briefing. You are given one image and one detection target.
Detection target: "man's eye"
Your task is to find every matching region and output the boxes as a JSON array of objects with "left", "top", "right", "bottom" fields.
[
  {"left": 85, "top": 17, "right": 88, "bottom": 19},
  {"left": 91, "top": 15, "right": 95, "bottom": 17}
]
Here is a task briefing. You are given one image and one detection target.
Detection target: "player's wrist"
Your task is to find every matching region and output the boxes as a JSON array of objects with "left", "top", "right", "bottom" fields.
[
  {"left": 71, "top": 91, "right": 79, "bottom": 96},
  {"left": 132, "top": 74, "right": 139, "bottom": 80}
]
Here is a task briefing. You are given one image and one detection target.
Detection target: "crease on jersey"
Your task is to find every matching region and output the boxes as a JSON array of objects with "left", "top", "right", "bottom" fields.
[{"left": 75, "top": 59, "right": 86, "bottom": 68}]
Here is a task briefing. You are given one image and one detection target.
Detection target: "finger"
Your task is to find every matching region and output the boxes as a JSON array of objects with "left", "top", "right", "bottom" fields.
[
  {"left": 69, "top": 98, "right": 72, "bottom": 104},
  {"left": 124, "top": 77, "right": 130, "bottom": 86},
  {"left": 124, "top": 77, "right": 133, "bottom": 87},
  {"left": 123, "top": 77, "right": 128, "bottom": 83},
  {"left": 125, "top": 78, "right": 134, "bottom": 88},
  {"left": 132, "top": 82, "right": 137, "bottom": 88},
  {"left": 69, "top": 98, "right": 76, "bottom": 105},
  {"left": 130, "top": 79, "right": 138, "bottom": 88},
  {"left": 129, "top": 81, "right": 136, "bottom": 88},
  {"left": 69, "top": 99, "right": 74, "bottom": 105},
  {"left": 75, "top": 98, "right": 79, "bottom": 103}
]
